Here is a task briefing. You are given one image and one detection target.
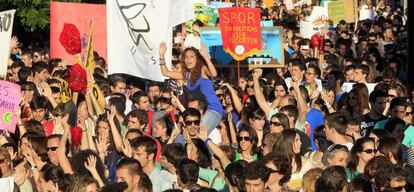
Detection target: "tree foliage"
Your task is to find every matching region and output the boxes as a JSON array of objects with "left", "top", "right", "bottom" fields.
[{"left": 0, "top": 0, "right": 82, "bottom": 31}]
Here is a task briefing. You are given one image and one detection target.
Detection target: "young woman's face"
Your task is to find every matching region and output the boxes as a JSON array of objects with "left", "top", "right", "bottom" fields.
[
  {"left": 293, "top": 134, "right": 302, "bottom": 154},
  {"left": 78, "top": 101, "right": 89, "bottom": 120},
  {"left": 348, "top": 93, "right": 358, "bottom": 107},
  {"left": 39, "top": 174, "right": 57, "bottom": 192},
  {"left": 97, "top": 120, "right": 110, "bottom": 139},
  {"left": 358, "top": 141, "right": 376, "bottom": 164},
  {"left": 274, "top": 85, "right": 287, "bottom": 98},
  {"left": 270, "top": 117, "right": 284, "bottom": 133},
  {"left": 154, "top": 121, "right": 166, "bottom": 138},
  {"left": 250, "top": 117, "right": 265, "bottom": 131},
  {"left": 239, "top": 131, "right": 253, "bottom": 152},
  {"left": 184, "top": 50, "right": 197, "bottom": 70},
  {"left": 326, "top": 90, "right": 335, "bottom": 105}
]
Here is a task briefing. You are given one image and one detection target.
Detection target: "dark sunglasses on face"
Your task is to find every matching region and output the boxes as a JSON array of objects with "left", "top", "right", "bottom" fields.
[
  {"left": 362, "top": 149, "right": 377, "bottom": 154},
  {"left": 237, "top": 136, "right": 252, "bottom": 142},
  {"left": 185, "top": 120, "right": 200, "bottom": 126},
  {"left": 47, "top": 147, "right": 58, "bottom": 152},
  {"left": 405, "top": 111, "right": 413, "bottom": 116},
  {"left": 270, "top": 121, "right": 282, "bottom": 126},
  {"left": 393, "top": 185, "right": 406, "bottom": 191},
  {"left": 246, "top": 85, "right": 254, "bottom": 89}
]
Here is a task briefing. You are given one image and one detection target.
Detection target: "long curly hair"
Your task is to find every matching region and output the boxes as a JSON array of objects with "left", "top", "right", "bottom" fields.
[{"left": 181, "top": 47, "right": 206, "bottom": 85}]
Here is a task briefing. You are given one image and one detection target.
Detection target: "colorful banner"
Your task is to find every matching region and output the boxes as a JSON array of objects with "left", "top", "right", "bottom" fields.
[
  {"left": 0, "top": 80, "right": 21, "bottom": 133},
  {"left": 83, "top": 19, "right": 95, "bottom": 74},
  {"left": 50, "top": 2, "right": 106, "bottom": 66},
  {"left": 108, "top": 0, "right": 194, "bottom": 82},
  {"left": 327, "top": 0, "right": 357, "bottom": 24},
  {"left": 201, "top": 27, "right": 284, "bottom": 67},
  {"left": 218, "top": 7, "right": 262, "bottom": 61},
  {"left": 0, "top": 9, "right": 15, "bottom": 77}
]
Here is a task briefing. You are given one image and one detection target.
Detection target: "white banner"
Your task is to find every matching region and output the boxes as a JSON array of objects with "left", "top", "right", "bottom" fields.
[
  {"left": 0, "top": 9, "right": 16, "bottom": 77},
  {"left": 107, "top": 0, "right": 194, "bottom": 81}
]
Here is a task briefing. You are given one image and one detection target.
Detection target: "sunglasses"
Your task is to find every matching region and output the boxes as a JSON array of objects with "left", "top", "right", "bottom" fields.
[
  {"left": 405, "top": 111, "right": 413, "bottom": 116},
  {"left": 237, "top": 136, "right": 252, "bottom": 142},
  {"left": 362, "top": 149, "right": 377, "bottom": 154},
  {"left": 185, "top": 120, "right": 200, "bottom": 126},
  {"left": 393, "top": 185, "right": 406, "bottom": 191},
  {"left": 270, "top": 121, "right": 282, "bottom": 126},
  {"left": 246, "top": 85, "right": 254, "bottom": 89},
  {"left": 47, "top": 147, "right": 58, "bottom": 152},
  {"left": 217, "top": 94, "right": 224, "bottom": 98}
]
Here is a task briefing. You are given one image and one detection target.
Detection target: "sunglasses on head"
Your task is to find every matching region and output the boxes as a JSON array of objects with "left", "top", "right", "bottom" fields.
[
  {"left": 185, "top": 120, "right": 200, "bottom": 126},
  {"left": 237, "top": 136, "right": 252, "bottom": 142},
  {"left": 47, "top": 147, "right": 58, "bottom": 152},
  {"left": 270, "top": 121, "right": 282, "bottom": 126},
  {"left": 362, "top": 149, "right": 377, "bottom": 154}
]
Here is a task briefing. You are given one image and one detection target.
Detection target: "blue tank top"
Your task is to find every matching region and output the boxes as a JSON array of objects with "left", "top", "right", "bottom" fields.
[{"left": 186, "top": 75, "right": 225, "bottom": 117}]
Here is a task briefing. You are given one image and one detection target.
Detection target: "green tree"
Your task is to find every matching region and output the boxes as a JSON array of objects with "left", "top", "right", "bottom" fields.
[{"left": 0, "top": 0, "right": 86, "bottom": 32}]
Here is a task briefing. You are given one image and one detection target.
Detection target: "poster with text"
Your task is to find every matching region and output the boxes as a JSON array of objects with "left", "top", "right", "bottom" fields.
[
  {"left": 0, "top": 80, "right": 21, "bottom": 133},
  {"left": 218, "top": 7, "right": 262, "bottom": 61},
  {"left": 0, "top": 9, "right": 15, "bottom": 77}
]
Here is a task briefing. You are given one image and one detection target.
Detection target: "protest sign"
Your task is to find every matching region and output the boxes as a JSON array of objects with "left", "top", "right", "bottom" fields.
[
  {"left": 359, "top": 4, "right": 376, "bottom": 21},
  {"left": 108, "top": 0, "right": 194, "bottom": 81},
  {"left": 194, "top": 3, "right": 218, "bottom": 26},
  {"left": 247, "top": 27, "right": 284, "bottom": 68},
  {"left": 327, "top": 0, "right": 357, "bottom": 24},
  {"left": 263, "top": 0, "right": 275, "bottom": 8},
  {"left": 50, "top": 2, "right": 106, "bottom": 66},
  {"left": 201, "top": 28, "right": 233, "bottom": 65},
  {"left": 218, "top": 7, "right": 262, "bottom": 61},
  {"left": 300, "top": 6, "right": 330, "bottom": 39},
  {"left": 201, "top": 27, "right": 284, "bottom": 67},
  {"left": 0, "top": 80, "right": 21, "bottom": 133},
  {"left": 209, "top": 2, "right": 233, "bottom": 9},
  {"left": 0, "top": 9, "right": 15, "bottom": 78}
]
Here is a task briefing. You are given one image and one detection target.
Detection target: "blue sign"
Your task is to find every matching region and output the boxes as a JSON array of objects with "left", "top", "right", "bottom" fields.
[{"left": 201, "top": 27, "right": 284, "bottom": 67}]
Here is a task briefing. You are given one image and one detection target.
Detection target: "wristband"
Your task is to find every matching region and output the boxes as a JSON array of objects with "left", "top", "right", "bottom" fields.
[{"left": 204, "top": 138, "right": 212, "bottom": 146}]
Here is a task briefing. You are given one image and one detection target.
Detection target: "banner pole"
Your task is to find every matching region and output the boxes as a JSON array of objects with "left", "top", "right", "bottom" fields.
[{"left": 237, "top": 61, "right": 241, "bottom": 85}]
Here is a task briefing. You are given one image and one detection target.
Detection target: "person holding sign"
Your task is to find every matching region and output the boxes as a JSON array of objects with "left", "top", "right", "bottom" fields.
[{"left": 159, "top": 43, "right": 224, "bottom": 135}]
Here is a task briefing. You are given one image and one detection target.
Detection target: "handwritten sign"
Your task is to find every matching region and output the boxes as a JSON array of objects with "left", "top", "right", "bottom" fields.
[
  {"left": 327, "top": 0, "right": 357, "bottom": 24},
  {"left": 0, "top": 80, "right": 21, "bottom": 133},
  {"left": 0, "top": 9, "right": 16, "bottom": 77},
  {"left": 218, "top": 7, "right": 262, "bottom": 61}
]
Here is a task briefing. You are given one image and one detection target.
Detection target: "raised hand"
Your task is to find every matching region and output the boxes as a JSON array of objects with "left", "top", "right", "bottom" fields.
[
  {"left": 6, "top": 146, "right": 17, "bottom": 161},
  {"left": 108, "top": 105, "right": 116, "bottom": 122},
  {"left": 197, "top": 124, "right": 208, "bottom": 142},
  {"left": 95, "top": 135, "right": 109, "bottom": 155},
  {"left": 200, "top": 44, "right": 210, "bottom": 59},
  {"left": 121, "top": 138, "right": 133, "bottom": 158},
  {"left": 182, "top": 127, "right": 192, "bottom": 144},
  {"left": 159, "top": 42, "right": 167, "bottom": 57},
  {"left": 84, "top": 155, "right": 97, "bottom": 173},
  {"left": 252, "top": 69, "right": 263, "bottom": 80}
]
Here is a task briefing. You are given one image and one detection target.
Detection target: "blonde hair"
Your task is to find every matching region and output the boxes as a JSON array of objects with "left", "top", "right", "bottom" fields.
[{"left": 302, "top": 168, "right": 323, "bottom": 192}]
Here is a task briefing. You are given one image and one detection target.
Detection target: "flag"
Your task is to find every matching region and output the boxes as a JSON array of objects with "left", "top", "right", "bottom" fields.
[
  {"left": 83, "top": 19, "right": 95, "bottom": 74},
  {"left": 107, "top": 0, "right": 194, "bottom": 82},
  {"left": 0, "top": 9, "right": 16, "bottom": 77}
]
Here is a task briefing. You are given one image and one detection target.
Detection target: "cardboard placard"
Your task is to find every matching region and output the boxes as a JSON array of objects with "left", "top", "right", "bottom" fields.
[{"left": 0, "top": 80, "right": 21, "bottom": 133}]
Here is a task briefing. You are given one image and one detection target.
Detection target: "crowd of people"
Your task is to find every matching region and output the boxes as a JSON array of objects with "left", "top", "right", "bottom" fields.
[{"left": 1, "top": 0, "right": 412, "bottom": 191}]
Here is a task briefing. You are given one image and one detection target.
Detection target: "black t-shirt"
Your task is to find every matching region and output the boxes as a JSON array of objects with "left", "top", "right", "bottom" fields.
[{"left": 357, "top": 113, "right": 387, "bottom": 137}]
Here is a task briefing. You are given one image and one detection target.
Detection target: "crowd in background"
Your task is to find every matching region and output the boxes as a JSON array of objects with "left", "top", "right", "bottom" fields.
[{"left": 1, "top": 0, "right": 412, "bottom": 191}]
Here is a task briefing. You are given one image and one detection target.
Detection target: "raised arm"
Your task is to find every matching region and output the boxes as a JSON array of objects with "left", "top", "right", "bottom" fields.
[
  {"left": 222, "top": 82, "right": 243, "bottom": 114},
  {"left": 252, "top": 69, "right": 271, "bottom": 116},
  {"left": 227, "top": 112, "right": 238, "bottom": 145},
  {"left": 108, "top": 105, "right": 124, "bottom": 153},
  {"left": 159, "top": 42, "right": 184, "bottom": 80},
  {"left": 198, "top": 126, "right": 230, "bottom": 167},
  {"left": 57, "top": 115, "right": 74, "bottom": 174},
  {"left": 200, "top": 44, "right": 217, "bottom": 78},
  {"left": 292, "top": 77, "right": 309, "bottom": 129}
]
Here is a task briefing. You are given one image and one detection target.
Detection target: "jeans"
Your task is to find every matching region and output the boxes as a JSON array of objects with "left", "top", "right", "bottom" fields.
[{"left": 201, "top": 109, "right": 222, "bottom": 135}]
